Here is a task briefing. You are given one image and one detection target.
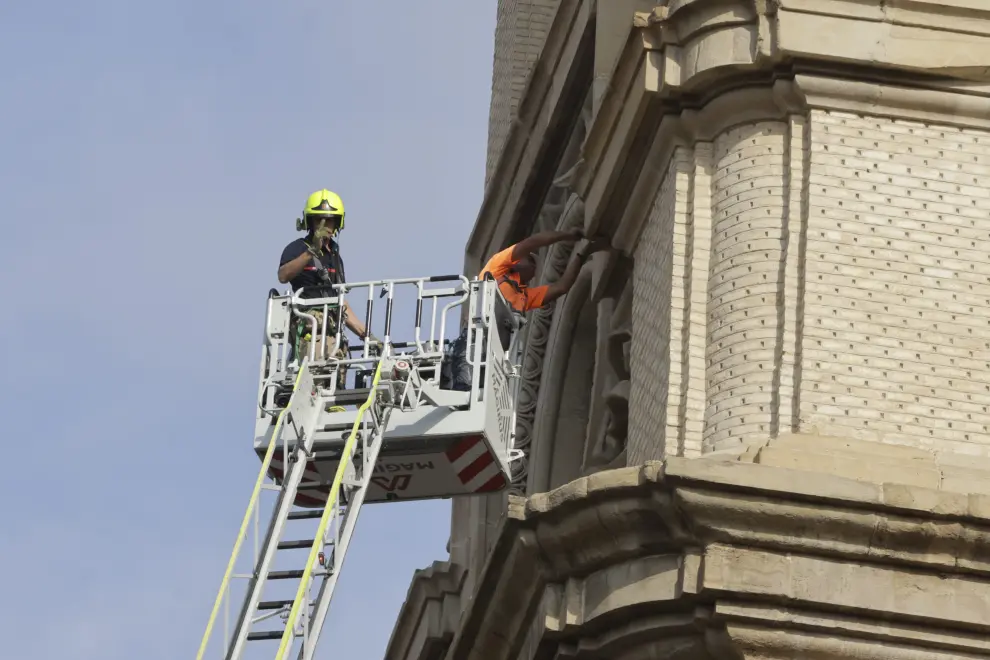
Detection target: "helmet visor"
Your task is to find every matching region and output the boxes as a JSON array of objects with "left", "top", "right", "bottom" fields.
[{"left": 306, "top": 213, "right": 342, "bottom": 230}]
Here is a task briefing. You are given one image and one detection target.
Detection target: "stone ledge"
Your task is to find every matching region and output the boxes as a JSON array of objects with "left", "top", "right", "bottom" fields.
[
  {"left": 716, "top": 622, "right": 990, "bottom": 660},
  {"left": 774, "top": 0, "right": 990, "bottom": 79},
  {"left": 442, "top": 455, "right": 990, "bottom": 660},
  {"left": 736, "top": 432, "right": 990, "bottom": 503},
  {"left": 543, "top": 553, "right": 701, "bottom": 635},
  {"left": 554, "top": 614, "right": 709, "bottom": 660},
  {"left": 704, "top": 544, "right": 990, "bottom": 632},
  {"left": 751, "top": 434, "right": 990, "bottom": 497},
  {"left": 715, "top": 600, "right": 990, "bottom": 657}
]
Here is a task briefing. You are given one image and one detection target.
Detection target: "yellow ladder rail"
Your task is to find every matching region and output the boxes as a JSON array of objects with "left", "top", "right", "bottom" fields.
[
  {"left": 274, "top": 358, "right": 384, "bottom": 659},
  {"left": 195, "top": 366, "right": 306, "bottom": 660}
]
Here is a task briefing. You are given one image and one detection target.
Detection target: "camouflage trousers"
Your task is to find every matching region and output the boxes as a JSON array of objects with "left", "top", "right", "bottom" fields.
[{"left": 293, "top": 308, "right": 348, "bottom": 392}]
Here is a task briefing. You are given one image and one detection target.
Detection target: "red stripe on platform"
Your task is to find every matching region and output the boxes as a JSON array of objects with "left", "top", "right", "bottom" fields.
[
  {"left": 458, "top": 451, "right": 494, "bottom": 485},
  {"left": 475, "top": 472, "right": 506, "bottom": 493},
  {"left": 445, "top": 435, "right": 481, "bottom": 462},
  {"left": 269, "top": 461, "right": 322, "bottom": 479}
]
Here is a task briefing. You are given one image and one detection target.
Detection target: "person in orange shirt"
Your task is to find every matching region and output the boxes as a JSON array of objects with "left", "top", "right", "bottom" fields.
[
  {"left": 480, "top": 228, "right": 607, "bottom": 314},
  {"left": 442, "top": 229, "right": 609, "bottom": 391}
]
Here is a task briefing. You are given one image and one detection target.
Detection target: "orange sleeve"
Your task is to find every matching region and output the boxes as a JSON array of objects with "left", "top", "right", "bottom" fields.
[
  {"left": 479, "top": 246, "right": 517, "bottom": 280},
  {"left": 524, "top": 285, "right": 549, "bottom": 311}
]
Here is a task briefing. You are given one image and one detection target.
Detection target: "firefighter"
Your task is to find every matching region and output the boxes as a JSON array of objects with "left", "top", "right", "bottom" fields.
[{"left": 277, "top": 189, "right": 374, "bottom": 391}]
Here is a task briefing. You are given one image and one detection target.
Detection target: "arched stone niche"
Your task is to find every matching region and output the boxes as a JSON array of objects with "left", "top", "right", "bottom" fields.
[
  {"left": 509, "top": 86, "right": 596, "bottom": 497},
  {"left": 511, "top": 193, "right": 588, "bottom": 495},
  {"left": 526, "top": 268, "right": 597, "bottom": 494}
]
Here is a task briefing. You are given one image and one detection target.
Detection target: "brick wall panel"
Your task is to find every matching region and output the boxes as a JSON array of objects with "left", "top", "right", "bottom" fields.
[{"left": 800, "top": 110, "right": 990, "bottom": 454}]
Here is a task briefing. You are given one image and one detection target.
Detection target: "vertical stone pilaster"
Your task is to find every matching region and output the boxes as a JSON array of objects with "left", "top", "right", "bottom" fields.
[
  {"left": 664, "top": 148, "right": 690, "bottom": 458},
  {"left": 682, "top": 143, "right": 713, "bottom": 457},
  {"left": 776, "top": 115, "right": 810, "bottom": 434},
  {"left": 629, "top": 153, "right": 678, "bottom": 463}
]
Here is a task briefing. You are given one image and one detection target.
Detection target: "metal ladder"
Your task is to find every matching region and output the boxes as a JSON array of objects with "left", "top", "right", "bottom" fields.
[{"left": 197, "top": 354, "right": 392, "bottom": 660}]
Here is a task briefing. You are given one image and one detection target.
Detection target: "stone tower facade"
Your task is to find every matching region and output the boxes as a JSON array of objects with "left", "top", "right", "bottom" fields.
[
  {"left": 385, "top": 1, "right": 990, "bottom": 659},
  {"left": 485, "top": 0, "right": 561, "bottom": 184}
]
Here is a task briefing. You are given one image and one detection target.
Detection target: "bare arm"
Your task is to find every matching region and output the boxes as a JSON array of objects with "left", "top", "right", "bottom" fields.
[
  {"left": 277, "top": 251, "right": 312, "bottom": 284},
  {"left": 343, "top": 299, "right": 369, "bottom": 339},
  {"left": 542, "top": 250, "right": 587, "bottom": 305},
  {"left": 510, "top": 229, "right": 582, "bottom": 262},
  {"left": 542, "top": 238, "right": 611, "bottom": 304}
]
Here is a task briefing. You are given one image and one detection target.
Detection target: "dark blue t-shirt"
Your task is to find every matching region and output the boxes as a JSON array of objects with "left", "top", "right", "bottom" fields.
[{"left": 279, "top": 238, "right": 346, "bottom": 298}]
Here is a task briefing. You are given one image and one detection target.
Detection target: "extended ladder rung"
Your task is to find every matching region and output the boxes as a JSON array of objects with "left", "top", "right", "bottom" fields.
[
  {"left": 277, "top": 539, "right": 316, "bottom": 550},
  {"left": 287, "top": 509, "right": 324, "bottom": 520},
  {"left": 257, "top": 599, "right": 295, "bottom": 611},
  {"left": 248, "top": 630, "right": 287, "bottom": 642},
  {"left": 269, "top": 569, "right": 305, "bottom": 580}
]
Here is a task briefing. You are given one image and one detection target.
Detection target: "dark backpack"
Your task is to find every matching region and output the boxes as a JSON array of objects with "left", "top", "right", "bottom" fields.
[{"left": 440, "top": 329, "right": 472, "bottom": 391}]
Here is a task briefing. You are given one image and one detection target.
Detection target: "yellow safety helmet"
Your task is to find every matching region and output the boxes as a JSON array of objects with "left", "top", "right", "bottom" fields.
[{"left": 296, "top": 189, "right": 346, "bottom": 232}]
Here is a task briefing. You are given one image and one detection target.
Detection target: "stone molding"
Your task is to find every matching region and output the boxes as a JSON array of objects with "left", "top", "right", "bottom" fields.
[
  {"left": 442, "top": 434, "right": 990, "bottom": 660},
  {"left": 792, "top": 74, "right": 990, "bottom": 130},
  {"left": 584, "top": 277, "right": 632, "bottom": 471},
  {"left": 382, "top": 561, "right": 465, "bottom": 660}
]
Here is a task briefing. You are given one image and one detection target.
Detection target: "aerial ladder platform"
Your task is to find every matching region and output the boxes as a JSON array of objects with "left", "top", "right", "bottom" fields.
[{"left": 196, "top": 274, "right": 524, "bottom": 660}]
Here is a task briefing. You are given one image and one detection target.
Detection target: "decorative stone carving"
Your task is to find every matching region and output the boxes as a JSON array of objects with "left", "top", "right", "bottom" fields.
[
  {"left": 510, "top": 192, "right": 586, "bottom": 495},
  {"left": 586, "top": 283, "right": 632, "bottom": 469},
  {"left": 509, "top": 88, "right": 596, "bottom": 496}
]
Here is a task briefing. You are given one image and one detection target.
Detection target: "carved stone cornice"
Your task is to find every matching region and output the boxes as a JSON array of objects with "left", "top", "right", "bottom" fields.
[
  {"left": 791, "top": 74, "right": 990, "bottom": 130},
  {"left": 442, "top": 446, "right": 990, "bottom": 660},
  {"left": 712, "top": 600, "right": 990, "bottom": 660}
]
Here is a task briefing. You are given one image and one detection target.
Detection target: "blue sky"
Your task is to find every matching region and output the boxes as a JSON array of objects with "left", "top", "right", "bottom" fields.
[{"left": 0, "top": 2, "right": 496, "bottom": 658}]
